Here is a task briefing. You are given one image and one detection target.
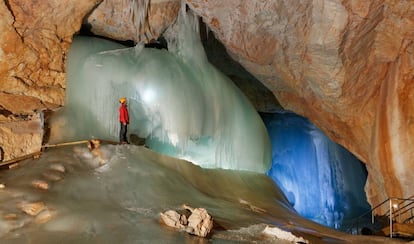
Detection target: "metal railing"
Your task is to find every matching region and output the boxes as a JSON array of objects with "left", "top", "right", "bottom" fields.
[{"left": 345, "top": 197, "right": 414, "bottom": 238}]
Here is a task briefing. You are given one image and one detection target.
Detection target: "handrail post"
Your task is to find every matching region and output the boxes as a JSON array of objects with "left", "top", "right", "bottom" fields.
[
  {"left": 398, "top": 204, "right": 401, "bottom": 223},
  {"left": 356, "top": 220, "right": 359, "bottom": 234},
  {"left": 371, "top": 212, "right": 374, "bottom": 224},
  {"left": 390, "top": 199, "right": 393, "bottom": 238}
]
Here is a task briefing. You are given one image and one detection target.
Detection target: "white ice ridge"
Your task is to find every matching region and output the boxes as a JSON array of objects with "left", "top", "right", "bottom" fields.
[
  {"left": 262, "top": 225, "right": 309, "bottom": 243},
  {"left": 50, "top": 9, "right": 271, "bottom": 173}
]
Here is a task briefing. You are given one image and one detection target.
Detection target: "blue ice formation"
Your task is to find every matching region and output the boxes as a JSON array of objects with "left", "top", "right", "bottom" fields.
[
  {"left": 50, "top": 11, "right": 271, "bottom": 173},
  {"left": 262, "top": 111, "right": 370, "bottom": 229}
]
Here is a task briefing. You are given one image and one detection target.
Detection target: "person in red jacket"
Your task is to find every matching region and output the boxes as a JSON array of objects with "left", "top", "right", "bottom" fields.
[{"left": 119, "top": 97, "right": 129, "bottom": 144}]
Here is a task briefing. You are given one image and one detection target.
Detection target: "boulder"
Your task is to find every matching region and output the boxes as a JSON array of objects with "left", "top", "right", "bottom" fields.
[
  {"left": 182, "top": 204, "right": 213, "bottom": 238},
  {"left": 159, "top": 210, "right": 187, "bottom": 229},
  {"left": 160, "top": 204, "right": 213, "bottom": 238}
]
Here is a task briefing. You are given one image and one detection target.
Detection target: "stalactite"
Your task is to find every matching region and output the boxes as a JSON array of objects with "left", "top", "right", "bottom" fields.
[{"left": 123, "top": 0, "right": 150, "bottom": 43}]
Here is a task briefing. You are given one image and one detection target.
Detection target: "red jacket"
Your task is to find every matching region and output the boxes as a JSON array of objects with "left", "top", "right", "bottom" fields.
[{"left": 119, "top": 104, "right": 129, "bottom": 124}]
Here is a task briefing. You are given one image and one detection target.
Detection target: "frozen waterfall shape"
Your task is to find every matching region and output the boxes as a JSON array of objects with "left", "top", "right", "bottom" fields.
[{"left": 50, "top": 11, "right": 271, "bottom": 173}]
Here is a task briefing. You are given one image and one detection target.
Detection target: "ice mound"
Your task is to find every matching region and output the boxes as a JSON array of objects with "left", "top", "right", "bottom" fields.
[{"left": 50, "top": 10, "right": 271, "bottom": 173}]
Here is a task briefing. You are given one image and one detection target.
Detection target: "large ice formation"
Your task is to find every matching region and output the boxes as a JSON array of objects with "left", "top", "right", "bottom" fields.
[
  {"left": 49, "top": 11, "right": 271, "bottom": 173},
  {"left": 262, "top": 112, "right": 370, "bottom": 229}
]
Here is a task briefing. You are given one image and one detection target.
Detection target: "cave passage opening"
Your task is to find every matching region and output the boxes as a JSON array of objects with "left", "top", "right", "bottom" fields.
[
  {"left": 194, "top": 19, "right": 372, "bottom": 231},
  {"left": 261, "top": 112, "right": 371, "bottom": 230}
]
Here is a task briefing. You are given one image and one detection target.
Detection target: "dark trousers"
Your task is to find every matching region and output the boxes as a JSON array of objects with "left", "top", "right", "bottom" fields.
[{"left": 120, "top": 123, "right": 128, "bottom": 143}]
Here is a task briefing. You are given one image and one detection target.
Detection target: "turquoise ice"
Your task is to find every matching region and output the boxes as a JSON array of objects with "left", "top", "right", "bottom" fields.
[{"left": 50, "top": 11, "right": 271, "bottom": 173}]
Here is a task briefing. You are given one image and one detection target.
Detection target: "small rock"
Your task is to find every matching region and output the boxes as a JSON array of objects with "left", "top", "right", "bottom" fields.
[
  {"left": 160, "top": 210, "right": 187, "bottom": 229},
  {"left": 8, "top": 163, "right": 19, "bottom": 169},
  {"left": 183, "top": 205, "right": 213, "bottom": 238},
  {"left": 35, "top": 209, "right": 53, "bottom": 224},
  {"left": 49, "top": 163, "right": 65, "bottom": 173},
  {"left": 88, "top": 140, "right": 106, "bottom": 166},
  {"left": 19, "top": 201, "right": 46, "bottom": 216},
  {"left": 239, "top": 198, "right": 266, "bottom": 213},
  {"left": 31, "top": 180, "right": 49, "bottom": 190},
  {"left": 42, "top": 171, "right": 63, "bottom": 181},
  {"left": 33, "top": 152, "right": 41, "bottom": 159},
  {"left": 160, "top": 204, "right": 213, "bottom": 238},
  {"left": 3, "top": 213, "right": 18, "bottom": 220}
]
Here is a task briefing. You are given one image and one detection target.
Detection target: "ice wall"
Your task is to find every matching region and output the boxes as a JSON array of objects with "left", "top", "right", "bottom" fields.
[
  {"left": 262, "top": 112, "right": 370, "bottom": 229},
  {"left": 49, "top": 11, "right": 271, "bottom": 173}
]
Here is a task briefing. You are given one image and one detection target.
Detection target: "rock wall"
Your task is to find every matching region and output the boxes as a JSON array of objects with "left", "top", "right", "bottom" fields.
[
  {"left": 0, "top": 0, "right": 101, "bottom": 106},
  {"left": 84, "top": 0, "right": 180, "bottom": 43},
  {"left": 185, "top": 0, "right": 414, "bottom": 208},
  {"left": 0, "top": 93, "right": 53, "bottom": 161},
  {"left": 0, "top": 110, "right": 43, "bottom": 162},
  {"left": 0, "top": 0, "right": 101, "bottom": 160}
]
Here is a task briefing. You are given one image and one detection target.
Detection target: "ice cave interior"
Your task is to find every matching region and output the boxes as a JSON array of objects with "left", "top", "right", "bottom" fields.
[
  {"left": 47, "top": 9, "right": 370, "bottom": 230},
  {"left": 0, "top": 4, "right": 387, "bottom": 243}
]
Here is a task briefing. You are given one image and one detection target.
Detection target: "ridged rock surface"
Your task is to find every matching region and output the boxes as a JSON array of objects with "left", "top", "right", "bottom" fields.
[
  {"left": 0, "top": 0, "right": 101, "bottom": 160},
  {"left": 1, "top": 0, "right": 414, "bottom": 210},
  {"left": 85, "top": 0, "right": 180, "bottom": 43},
  {"left": 0, "top": 111, "right": 43, "bottom": 162},
  {"left": 0, "top": 0, "right": 101, "bottom": 106},
  {"left": 186, "top": 0, "right": 414, "bottom": 208}
]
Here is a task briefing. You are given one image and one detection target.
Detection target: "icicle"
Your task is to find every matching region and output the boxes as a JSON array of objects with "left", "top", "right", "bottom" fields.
[
  {"left": 132, "top": 0, "right": 150, "bottom": 43},
  {"left": 120, "top": 0, "right": 151, "bottom": 43},
  {"left": 205, "top": 21, "right": 209, "bottom": 40}
]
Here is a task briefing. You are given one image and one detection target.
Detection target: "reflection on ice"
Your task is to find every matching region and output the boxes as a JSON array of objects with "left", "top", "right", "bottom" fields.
[
  {"left": 0, "top": 145, "right": 316, "bottom": 243},
  {"left": 0, "top": 145, "right": 398, "bottom": 243}
]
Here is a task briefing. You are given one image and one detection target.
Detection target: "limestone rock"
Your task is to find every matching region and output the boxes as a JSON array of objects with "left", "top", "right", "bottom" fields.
[
  {"left": 34, "top": 209, "right": 54, "bottom": 224},
  {"left": 160, "top": 204, "right": 213, "bottom": 238},
  {"left": 159, "top": 210, "right": 187, "bottom": 229},
  {"left": 18, "top": 201, "right": 46, "bottom": 216},
  {"left": 42, "top": 171, "right": 63, "bottom": 182},
  {"left": 31, "top": 180, "right": 49, "bottom": 190},
  {"left": 85, "top": 0, "right": 180, "bottom": 43},
  {"left": 0, "top": 93, "right": 58, "bottom": 115},
  {"left": 0, "top": 112, "right": 43, "bottom": 161},
  {"left": 88, "top": 139, "right": 106, "bottom": 166},
  {"left": 0, "top": 0, "right": 101, "bottom": 107},
  {"left": 3, "top": 213, "right": 18, "bottom": 221},
  {"left": 0, "top": 0, "right": 101, "bottom": 160},
  {"left": 183, "top": 204, "right": 213, "bottom": 238},
  {"left": 49, "top": 163, "right": 66, "bottom": 173}
]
